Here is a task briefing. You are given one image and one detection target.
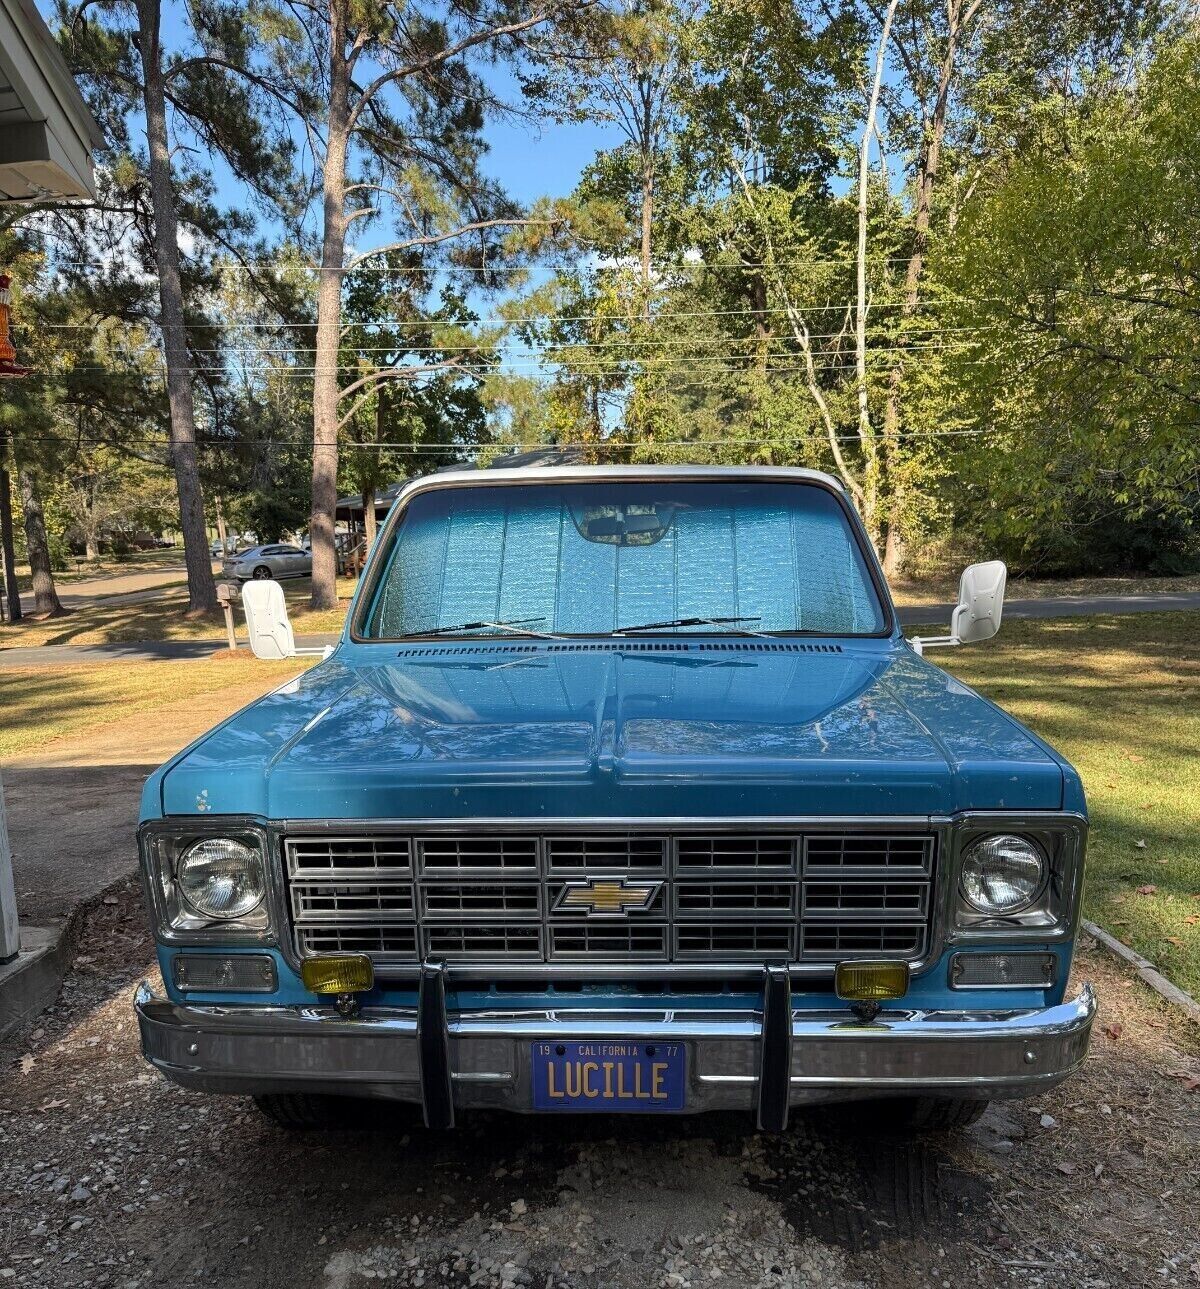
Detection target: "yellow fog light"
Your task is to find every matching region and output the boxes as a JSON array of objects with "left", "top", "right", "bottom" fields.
[
  {"left": 301, "top": 954, "right": 374, "bottom": 995},
  {"left": 834, "top": 960, "right": 910, "bottom": 1002}
]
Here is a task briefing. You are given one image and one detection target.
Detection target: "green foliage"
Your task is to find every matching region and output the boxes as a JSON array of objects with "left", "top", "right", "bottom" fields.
[
  {"left": 7, "top": 0, "right": 1194, "bottom": 584},
  {"left": 937, "top": 31, "right": 1200, "bottom": 570}
]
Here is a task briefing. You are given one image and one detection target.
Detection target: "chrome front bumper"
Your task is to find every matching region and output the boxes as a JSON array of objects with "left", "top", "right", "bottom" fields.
[{"left": 134, "top": 978, "right": 1096, "bottom": 1127}]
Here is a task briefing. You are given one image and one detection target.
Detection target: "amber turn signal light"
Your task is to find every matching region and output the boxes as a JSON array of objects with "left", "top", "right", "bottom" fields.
[
  {"left": 301, "top": 954, "right": 374, "bottom": 995},
  {"left": 834, "top": 960, "right": 910, "bottom": 1002}
]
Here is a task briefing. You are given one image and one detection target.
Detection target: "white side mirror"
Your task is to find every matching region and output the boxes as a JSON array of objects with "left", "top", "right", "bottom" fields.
[
  {"left": 952, "top": 560, "right": 1006, "bottom": 643},
  {"left": 241, "top": 579, "right": 296, "bottom": 659},
  {"left": 910, "top": 560, "right": 1006, "bottom": 655}
]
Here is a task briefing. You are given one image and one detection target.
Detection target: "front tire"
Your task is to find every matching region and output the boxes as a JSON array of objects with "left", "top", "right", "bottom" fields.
[
  {"left": 875, "top": 1096, "right": 990, "bottom": 1132},
  {"left": 251, "top": 564, "right": 273, "bottom": 580},
  {"left": 253, "top": 1093, "right": 358, "bottom": 1129}
]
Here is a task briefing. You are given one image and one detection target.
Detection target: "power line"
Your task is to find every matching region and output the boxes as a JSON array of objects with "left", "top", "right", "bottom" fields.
[
  {"left": 27, "top": 298, "right": 978, "bottom": 330},
  {"left": 19, "top": 349, "right": 994, "bottom": 380},
  {"left": 52, "top": 325, "right": 1003, "bottom": 358},
  {"left": 11, "top": 426, "right": 1000, "bottom": 452},
  {"left": 29, "top": 255, "right": 931, "bottom": 275}
]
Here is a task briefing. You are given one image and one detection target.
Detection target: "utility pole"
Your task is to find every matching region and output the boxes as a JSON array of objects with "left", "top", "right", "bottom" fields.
[
  {"left": 0, "top": 284, "right": 25, "bottom": 956},
  {"left": 0, "top": 437, "right": 21, "bottom": 624},
  {"left": 0, "top": 777, "right": 17, "bottom": 962}
]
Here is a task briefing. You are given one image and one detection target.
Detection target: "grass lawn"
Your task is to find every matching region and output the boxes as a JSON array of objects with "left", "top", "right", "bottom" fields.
[
  {"left": 0, "top": 576, "right": 357, "bottom": 647},
  {"left": 13, "top": 547, "right": 185, "bottom": 591},
  {"left": 935, "top": 611, "right": 1200, "bottom": 997},
  {"left": 0, "top": 656, "right": 317, "bottom": 762},
  {"left": 889, "top": 571, "right": 1200, "bottom": 607}
]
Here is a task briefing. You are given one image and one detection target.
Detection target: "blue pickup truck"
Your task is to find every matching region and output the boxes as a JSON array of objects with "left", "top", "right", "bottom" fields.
[{"left": 134, "top": 466, "right": 1094, "bottom": 1132}]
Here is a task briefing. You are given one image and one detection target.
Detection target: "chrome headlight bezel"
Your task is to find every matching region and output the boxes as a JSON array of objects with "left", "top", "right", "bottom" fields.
[
  {"left": 948, "top": 814, "right": 1086, "bottom": 943},
  {"left": 139, "top": 821, "right": 276, "bottom": 945}
]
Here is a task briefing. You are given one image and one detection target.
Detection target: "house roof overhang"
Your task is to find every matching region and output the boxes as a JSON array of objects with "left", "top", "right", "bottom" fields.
[{"left": 0, "top": 0, "right": 104, "bottom": 204}]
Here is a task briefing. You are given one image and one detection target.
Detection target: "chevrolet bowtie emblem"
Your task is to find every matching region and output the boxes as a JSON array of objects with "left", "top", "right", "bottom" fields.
[{"left": 555, "top": 878, "right": 662, "bottom": 916}]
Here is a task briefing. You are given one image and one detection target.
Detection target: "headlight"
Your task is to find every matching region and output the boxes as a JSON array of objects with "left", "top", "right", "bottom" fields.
[
  {"left": 960, "top": 834, "right": 1047, "bottom": 914},
  {"left": 177, "top": 838, "right": 266, "bottom": 920}
]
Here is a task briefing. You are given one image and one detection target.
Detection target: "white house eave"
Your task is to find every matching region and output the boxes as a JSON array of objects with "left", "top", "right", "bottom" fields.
[{"left": 0, "top": 0, "right": 103, "bottom": 203}]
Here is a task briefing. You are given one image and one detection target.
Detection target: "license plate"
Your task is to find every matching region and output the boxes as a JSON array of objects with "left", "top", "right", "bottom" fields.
[{"left": 530, "top": 1040, "right": 685, "bottom": 1111}]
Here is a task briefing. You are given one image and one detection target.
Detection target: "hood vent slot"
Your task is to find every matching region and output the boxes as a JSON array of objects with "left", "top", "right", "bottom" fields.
[{"left": 400, "top": 640, "right": 843, "bottom": 658}]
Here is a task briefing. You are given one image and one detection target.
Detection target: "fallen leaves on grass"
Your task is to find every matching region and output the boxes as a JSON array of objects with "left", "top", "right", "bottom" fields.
[
  {"left": 1103, "top": 1023, "right": 1124, "bottom": 1040},
  {"left": 1167, "top": 1070, "right": 1200, "bottom": 1093},
  {"left": 17, "top": 1054, "right": 34, "bottom": 1075},
  {"left": 1135, "top": 839, "right": 1148, "bottom": 850},
  {"left": 1136, "top": 884, "right": 1158, "bottom": 895}
]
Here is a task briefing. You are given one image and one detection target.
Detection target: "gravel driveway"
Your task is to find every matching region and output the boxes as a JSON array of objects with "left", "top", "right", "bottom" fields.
[{"left": 2, "top": 883, "right": 1198, "bottom": 1289}]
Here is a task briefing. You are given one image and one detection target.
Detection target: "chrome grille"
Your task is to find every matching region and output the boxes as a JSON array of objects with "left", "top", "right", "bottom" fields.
[
  {"left": 676, "top": 836, "right": 795, "bottom": 871},
  {"left": 550, "top": 923, "right": 667, "bottom": 961},
  {"left": 287, "top": 836, "right": 412, "bottom": 876},
  {"left": 423, "top": 923, "right": 542, "bottom": 960},
  {"left": 676, "top": 922, "right": 795, "bottom": 959},
  {"left": 547, "top": 835, "right": 667, "bottom": 872},
  {"left": 420, "top": 836, "right": 537, "bottom": 872},
  {"left": 283, "top": 830, "right": 935, "bottom": 968}
]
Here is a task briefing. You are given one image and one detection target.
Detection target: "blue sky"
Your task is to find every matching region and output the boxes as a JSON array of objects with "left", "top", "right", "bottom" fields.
[
  {"left": 479, "top": 73, "right": 617, "bottom": 208},
  {"left": 34, "top": 0, "right": 617, "bottom": 237}
]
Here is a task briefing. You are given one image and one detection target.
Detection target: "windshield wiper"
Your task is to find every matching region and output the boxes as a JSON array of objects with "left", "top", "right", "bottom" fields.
[
  {"left": 613, "top": 615, "right": 769, "bottom": 638},
  {"left": 397, "top": 617, "right": 559, "bottom": 640}
]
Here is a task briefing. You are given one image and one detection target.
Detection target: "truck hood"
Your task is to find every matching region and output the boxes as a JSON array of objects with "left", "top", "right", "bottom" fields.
[{"left": 147, "top": 642, "right": 1066, "bottom": 820}]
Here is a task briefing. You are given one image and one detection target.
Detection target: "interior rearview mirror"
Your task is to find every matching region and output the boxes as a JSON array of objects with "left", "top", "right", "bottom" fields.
[{"left": 241, "top": 579, "right": 296, "bottom": 659}]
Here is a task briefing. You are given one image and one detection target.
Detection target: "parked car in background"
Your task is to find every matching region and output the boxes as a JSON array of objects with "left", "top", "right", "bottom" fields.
[
  {"left": 136, "top": 466, "right": 1093, "bottom": 1135},
  {"left": 222, "top": 543, "right": 312, "bottom": 581}
]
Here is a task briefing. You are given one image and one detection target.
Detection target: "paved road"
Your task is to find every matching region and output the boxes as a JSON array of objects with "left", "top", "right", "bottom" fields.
[
  {"left": 900, "top": 591, "right": 1200, "bottom": 624},
  {"left": 53, "top": 563, "right": 190, "bottom": 608},
  {"left": 3, "top": 592, "right": 1200, "bottom": 666}
]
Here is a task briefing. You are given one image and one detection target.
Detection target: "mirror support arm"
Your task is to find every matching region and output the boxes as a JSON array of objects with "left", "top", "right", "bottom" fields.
[{"left": 908, "top": 634, "right": 959, "bottom": 656}]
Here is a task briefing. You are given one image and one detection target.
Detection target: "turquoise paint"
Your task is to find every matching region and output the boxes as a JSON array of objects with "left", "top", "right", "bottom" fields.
[
  {"left": 158, "top": 944, "right": 1074, "bottom": 1014},
  {"left": 140, "top": 473, "right": 1086, "bottom": 1023}
]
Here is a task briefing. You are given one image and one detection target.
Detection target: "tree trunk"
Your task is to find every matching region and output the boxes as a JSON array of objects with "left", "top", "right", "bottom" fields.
[
  {"left": 880, "top": 0, "right": 968, "bottom": 578},
  {"left": 362, "top": 483, "right": 376, "bottom": 551},
  {"left": 137, "top": 0, "right": 218, "bottom": 615},
  {"left": 749, "top": 273, "right": 770, "bottom": 376},
  {"left": 310, "top": 0, "right": 351, "bottom": 611},
  {"left": 18, "top": 469, "right": 67, "bottom": 617},
  {"left": 639, "top": 151, "right": 654, "bottom": 321},
  {"left": 854, "top": 0, "right": 898, "bottom": 553},
  {"left": 215, "top": 494, "right": 228, "bottom": 553},
  {"left": 85, "top": 533, "right": 99, "bottom": 562},
  {"left": 0, "top": 436, "right": 20, "bottom": 624}
]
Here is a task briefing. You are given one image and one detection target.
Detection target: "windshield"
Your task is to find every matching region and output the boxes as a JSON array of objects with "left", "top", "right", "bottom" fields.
[{"left": 359, "top": 479, "right": 888, "bottom": 639}]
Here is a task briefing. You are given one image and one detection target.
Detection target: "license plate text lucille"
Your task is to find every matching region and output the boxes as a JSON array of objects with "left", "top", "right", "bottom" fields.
[{"left": 531, "top": 1041, "right": 685, "bottom": 1110}]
